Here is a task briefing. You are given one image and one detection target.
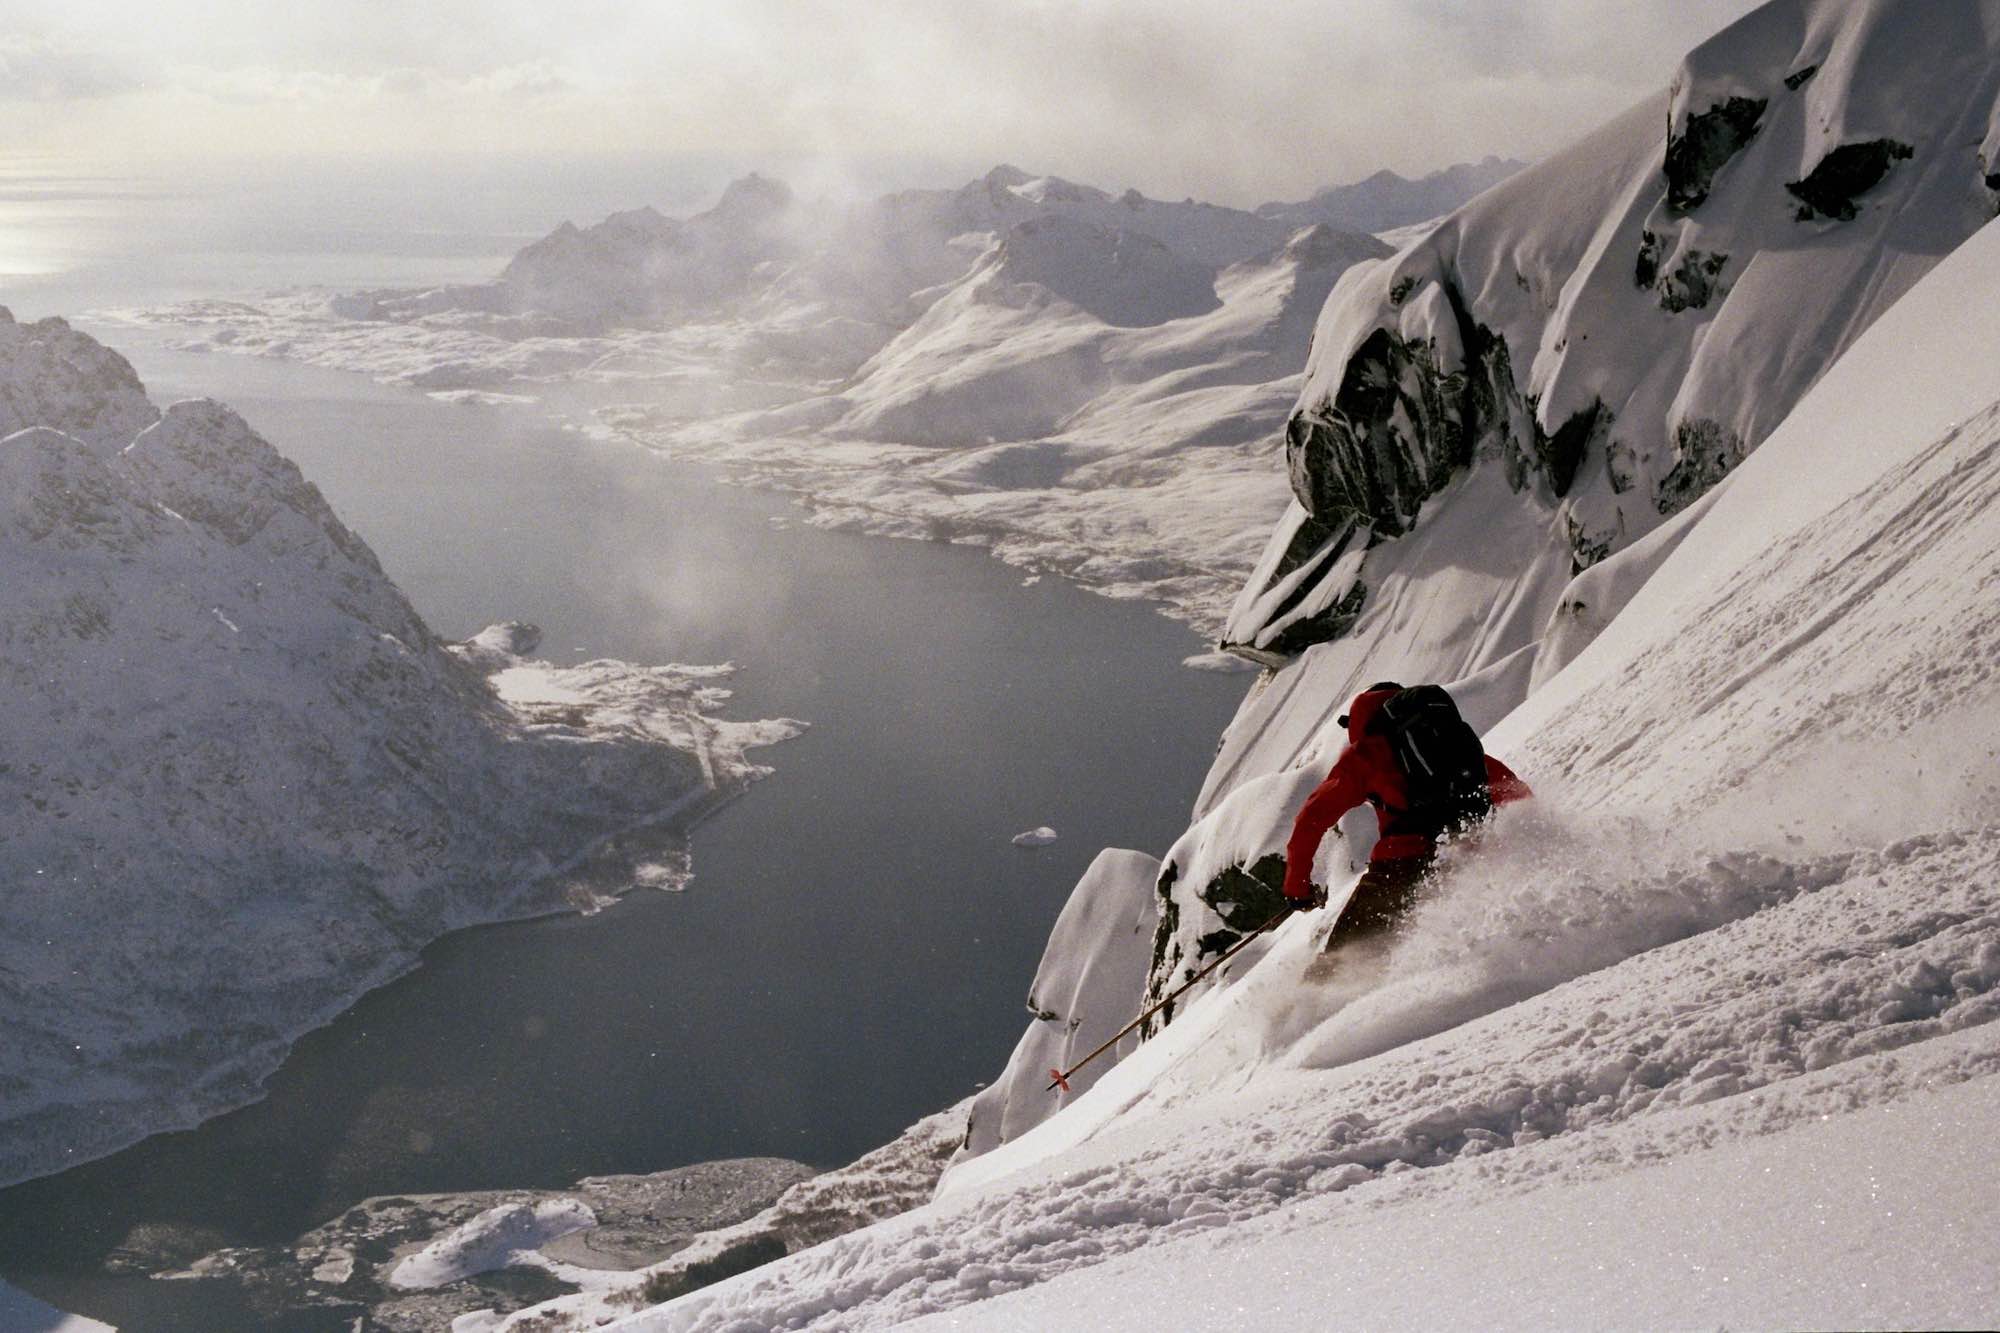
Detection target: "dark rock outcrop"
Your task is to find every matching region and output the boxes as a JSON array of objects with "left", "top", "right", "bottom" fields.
[
  {"left": 1787, "top": 140, "right": 1915, "bottom": 222},
  {"left": 1664, "top": 95, "right": 1767, "bottom": 211}
]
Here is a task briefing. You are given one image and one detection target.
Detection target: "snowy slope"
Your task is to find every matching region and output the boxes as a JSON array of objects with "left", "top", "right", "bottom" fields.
[
  {"left": 0, "top": 313, "right": 800, "bottom": 1188},
  {"left": 1207, "top": 0, "right": 2000, "bottom": 813},
  {"left": 533, "top": 195, "right": 2000, "bottom": 1333}
]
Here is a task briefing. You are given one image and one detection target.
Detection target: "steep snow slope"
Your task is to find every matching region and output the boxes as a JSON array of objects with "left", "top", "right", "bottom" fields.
[
  {"left": 923, "top": 1064, "right": 2000, "bottom": 1331},
  {"left": 521, "top": 178, "right": 2000, "bottom": 1333},
  {"left": 0, "top": 312, "right": 800, "bottom": 1187},
  {"left": 1208, "top": 0, "right": 2000, "bottom": 812}
]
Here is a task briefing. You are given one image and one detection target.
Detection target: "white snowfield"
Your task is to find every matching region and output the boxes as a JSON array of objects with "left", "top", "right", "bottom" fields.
[
  {"left": 0, "top": 313, "right": 801, "bottom": 1188},
  {"left": 504, "top": 165, "right": 2000, "bottom": 1333}
]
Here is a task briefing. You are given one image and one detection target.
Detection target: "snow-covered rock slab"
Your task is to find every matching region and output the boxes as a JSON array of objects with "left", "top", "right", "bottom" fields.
[
  {"left": 466, "top": 1100, "right": 971, "bottom": 1329},
  {"left": 390, "top": 1200, "right": 597, "bottom": 1290},
  {"left": 165, "top": 1157, "right": 816, "bottom": 1328}
]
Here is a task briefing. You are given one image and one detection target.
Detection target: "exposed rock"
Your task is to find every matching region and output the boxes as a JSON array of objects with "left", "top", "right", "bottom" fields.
[
  {"left": 1657, "top": 417, "right": 1746, "bottom": 515},
  {"left": 1664, "top": 95, "right": 1767, "bottom": 211},
  {"left": 1787, "top": 139, "right": 1915, "bottom": 222},
  {"left": 1285, "top": 324, "right": 1471, "bottom": 536},
  {"left": 0, "top": 307, "right": 158, "bottom": 454},
  {"left": 160, "top": 1157, "right": 814, "bottom": 1330},
  {"left": 1139, "top": 766, "right": 1327, "bottom": 1032}
]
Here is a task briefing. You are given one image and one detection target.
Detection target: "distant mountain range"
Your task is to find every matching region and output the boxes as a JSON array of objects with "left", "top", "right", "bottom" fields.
[{"left": 1256, "top": 155, "right": 1525, "bottom": 234}]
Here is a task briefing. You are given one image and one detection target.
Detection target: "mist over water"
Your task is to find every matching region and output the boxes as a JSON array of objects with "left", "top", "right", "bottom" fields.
[{"left": 0, "top": 150, "right": 961, "bottom": 318}]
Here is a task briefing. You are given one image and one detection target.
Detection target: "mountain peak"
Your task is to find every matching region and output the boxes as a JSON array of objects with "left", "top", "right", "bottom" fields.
[{"left": 714, "top": 172, "right": 793, "bottom": 217}]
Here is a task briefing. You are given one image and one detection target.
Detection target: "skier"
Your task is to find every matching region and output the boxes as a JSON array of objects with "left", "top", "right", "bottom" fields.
[{"left": 1282, "top": 681, "right": 1531, "bottom": 952}]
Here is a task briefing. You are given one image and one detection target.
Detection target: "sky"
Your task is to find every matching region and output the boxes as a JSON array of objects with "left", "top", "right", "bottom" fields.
[{"left": 1, "top": 0, "right": 1766, "bottom": 206}]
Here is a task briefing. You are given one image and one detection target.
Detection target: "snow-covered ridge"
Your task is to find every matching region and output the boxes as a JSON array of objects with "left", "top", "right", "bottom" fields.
[
  {"left": 1255, "top": 155, "right": 1526, "bottom": 235},
  {"left": 0, "top": 310, "right": 802, "bottom": 1188}
]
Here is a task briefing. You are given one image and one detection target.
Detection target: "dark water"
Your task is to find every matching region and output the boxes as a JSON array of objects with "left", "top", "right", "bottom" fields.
[{"left": 0, "top": 345, "right": 1247, "bottom": 1328}]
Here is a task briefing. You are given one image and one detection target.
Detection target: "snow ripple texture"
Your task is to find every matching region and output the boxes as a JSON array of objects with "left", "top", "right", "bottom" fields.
[{"left": 577, "top": 822, "right": 2000, "bottom": 1331}]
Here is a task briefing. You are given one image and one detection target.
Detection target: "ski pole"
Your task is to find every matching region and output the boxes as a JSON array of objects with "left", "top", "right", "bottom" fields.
[{"left": 1047, "top": 901, "right": 1295, "bottom": 1093}]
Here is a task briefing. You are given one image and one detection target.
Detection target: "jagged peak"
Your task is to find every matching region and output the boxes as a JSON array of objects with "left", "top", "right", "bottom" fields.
[
  {"left": 601, "top": 205, "right": 673, "bottom": 231},
  {"left": 714, "top": 172, "right": 793, "bottom": 215},
  {"left": 0, "top": 313, "right": 159, "bottom": 456},
  {"left": 0, "top": 425, "right": 153, "bottom": 549},
  {"left": 981, "top": 164, "right": 1034, "bottom": 188},
  {"left": 123, "top": 398, "right": 363, "bottom": 557}
]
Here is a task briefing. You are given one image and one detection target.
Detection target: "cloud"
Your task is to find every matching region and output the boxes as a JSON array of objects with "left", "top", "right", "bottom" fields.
[
  {"left": 1, "top": 0, "right": 1769, "bottom": 200},
  {"left": 0, "top": 33, "right": 139, "bottom": 100},
  {"left": 170, "top": 59, "right": 581, "bottom": 105}
]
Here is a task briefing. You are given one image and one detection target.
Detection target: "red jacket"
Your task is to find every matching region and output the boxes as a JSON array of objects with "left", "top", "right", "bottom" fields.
[{"left": 1281, "top": 686, "right": 1531, "bottom": 902}]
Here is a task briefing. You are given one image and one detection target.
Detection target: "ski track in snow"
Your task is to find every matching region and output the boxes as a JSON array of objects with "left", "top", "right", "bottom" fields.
[{"left": 559, "top": 818, "right": 2000, "bottom": 1331}]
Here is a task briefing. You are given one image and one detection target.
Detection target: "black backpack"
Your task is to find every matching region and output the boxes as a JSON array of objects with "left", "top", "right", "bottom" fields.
[{"left": 1366, "top": 685, "right": 1493, "bottom": 837}]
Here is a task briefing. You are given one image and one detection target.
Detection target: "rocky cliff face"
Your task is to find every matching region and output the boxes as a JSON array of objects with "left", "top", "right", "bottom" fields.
[
  {"left": 1208, "top": 0, "right": 2000, "bottom": 818},
  {"left": 0, "top": 311, "right": 794, "bottom": 1186},
  {"left": 1231, "top": 0, "right": 2000, "bottom": 662}
]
